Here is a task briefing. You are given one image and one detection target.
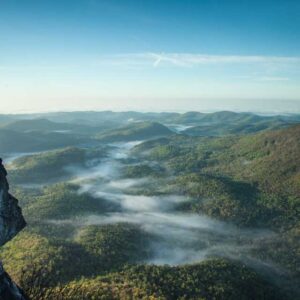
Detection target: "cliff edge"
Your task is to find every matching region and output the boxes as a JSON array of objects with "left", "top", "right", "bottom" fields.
[{"left": 0, "top": 158, "right": 28, "bottom": 300}]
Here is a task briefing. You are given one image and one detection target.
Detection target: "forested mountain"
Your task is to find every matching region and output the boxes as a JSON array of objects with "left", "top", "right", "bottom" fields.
[
  {"left": 96, "top": 122, "right": 173, "bottom": 142},
  {"left": 1, "top": 118, "right": 106, "bottom": 135},
  {"left": 0, "top": 129, "right": 90, "bottom": 153},
  {"left": 0, "top": 111, "right": 299, "bottom": 300}
]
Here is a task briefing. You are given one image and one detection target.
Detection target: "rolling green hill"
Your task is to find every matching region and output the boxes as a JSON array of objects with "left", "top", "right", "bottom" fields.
[
  {"left": 130, "top": 124, "right": 300, "bottom": 286},
  {"left": 96, "top": 122, "right": 173, "bottom": 142},
  {"left": 183, "top": 118, "right": 290, "bottom": 136},
  {"left": 1, "top": 118, "right": 105, "bottom": 135},
  {"left": 8, "top": 146, "right": 107, "bottom": 183},
  {"left": 0, "top": 129, "right": 43, "bottom": 153},
  {"left": 1, "top": 111, "right": 299, "bottom": 300},
  {"left": 0, "top": 111, "right": 299, "bottom": 137},
  {"left": 134, "top": 124, "right": 300, "bottom": 229},
  {"left": 25, "top": 259, "right": 285, "bottom": 300},
  {"left": 1, "top": 227, "right": 286, "bottom": 300},
  {"left": 1, "top": 118, "right": 74, "bottom": 132},
  {"left": 0, "top": 129, "right": 89, "bottom": 154},
  {"left": 23, "top": 183, "right": 119, "bottom": 220}
]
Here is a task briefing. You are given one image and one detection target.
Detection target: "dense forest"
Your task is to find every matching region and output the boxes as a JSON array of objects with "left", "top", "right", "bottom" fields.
[{"left": 0, "top": 111, "right": 299, "bottom": 299}]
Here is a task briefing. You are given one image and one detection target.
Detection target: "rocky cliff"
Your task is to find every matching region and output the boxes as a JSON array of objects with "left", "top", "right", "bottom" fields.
[{"left": 0, "top": 159, "right": 28, "bottom": 300}]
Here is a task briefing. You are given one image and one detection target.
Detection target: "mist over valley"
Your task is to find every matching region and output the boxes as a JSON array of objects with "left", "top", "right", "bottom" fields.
[{"left": 0, "top": 110, "right": 299, "bottom": 299}]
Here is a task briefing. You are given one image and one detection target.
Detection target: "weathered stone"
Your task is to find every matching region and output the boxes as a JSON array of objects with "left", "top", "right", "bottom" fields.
[{"left": 0, "top": 158, "right": 28, "bottom": 300}]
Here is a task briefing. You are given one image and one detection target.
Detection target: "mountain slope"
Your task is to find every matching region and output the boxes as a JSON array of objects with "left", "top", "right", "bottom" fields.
[
  {"left": 8, "top": 146, "right": 107, "bottom": 183},
  {"left": 1, "top": 118, "right": 106, "bottom": 135},
  {"left": 0, "top": 129, "right": 90, "bottom": 154},
  {"left": 183, "top": 118, "right": 290, "bottom": 136},
  {"left": 210, "top": 124, "right": 300, "bottom": 197},
  {"left": 30, "top": 259, "right": 285, "bottom": 300},
  {"left": 133, "top": 124, "right": 300, "bottom": 228},
  {"left": 1, "top": 119, "right": 73, "bottom": 132},
  {"left": 96, "top": 122, "right": 173, "bottom": 142}
]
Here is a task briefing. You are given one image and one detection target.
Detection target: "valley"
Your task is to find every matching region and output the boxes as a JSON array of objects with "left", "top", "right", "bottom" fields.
[{"left": 0, "top": 111, "right": 299, "bottom": 299}]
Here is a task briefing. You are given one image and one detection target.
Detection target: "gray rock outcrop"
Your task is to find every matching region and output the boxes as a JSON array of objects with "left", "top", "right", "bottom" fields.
[{"left": 0, "top": 158, "right": 28, "bottom": 300}]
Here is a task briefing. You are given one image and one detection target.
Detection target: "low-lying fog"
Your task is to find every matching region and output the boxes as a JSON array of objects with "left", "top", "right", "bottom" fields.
[
  {"left": 165, "top": 124, "right": 195, "bottom": 133},
  {"left": 5, "top": 140, "right": 284, "bottom": 276},
  {"left": 60, "top": 141, "right": 277, "bottom": 267}
]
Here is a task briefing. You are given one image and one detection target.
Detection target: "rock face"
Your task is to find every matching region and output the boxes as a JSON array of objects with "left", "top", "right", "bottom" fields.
[{"left": 0, "top": 159, "right": 28, "bottom": 300}]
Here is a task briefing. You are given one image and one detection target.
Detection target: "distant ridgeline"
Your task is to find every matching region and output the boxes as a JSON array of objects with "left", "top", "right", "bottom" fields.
[
  {"left": 0, "top": 111, "right": 299, "bottom": 154},
  {"left": 0, "top": 159, "right": 27, "bottom": 299}
]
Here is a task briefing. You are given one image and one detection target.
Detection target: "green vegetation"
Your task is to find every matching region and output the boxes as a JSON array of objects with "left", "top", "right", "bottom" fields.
[
  {"left": 0, "top": 129, "right": 43, "bottom": 153},
  {"left": 23, "top": 183, "right": 119, "bottom": 220},
  {"left": 1, "top": 118, "right": 75, "bottom": 132},
  {"left": 0, "top": 129, "right": 89, "bottom": 153},
  {"left": 76, "top": 224, "right": 152, "bottom": 269},
  {"left": 24, "top": 259, "right": 285, "bottom": 300},
  {"left": 8, "top": 146, "right": 107, "bottom": 183},
  {"left": 123, "top": 164, "right": 164, "bottom": 178},
  {"left": 1, "top": 118, "right": 105, "bottom": 135},
  {"left": 134, "top": 125, "right": 300, "bottom": 229},
  {"left": 9, "top": 147, "right": 85, "bottom": 183},
  {"left": 174, "top": 173, "right": 261, "bottom": 226},
  {"left": 0, "top": 112, "right": 299, "bottom": 299},
  {"left": 0, "top": 223, "right": 153, "bottom": 299},
  {"left": 184, "top": 118, "right": 289, "bottom": 136},
  {"left": 131, "top": 124, "right": 300, "bottom": 290},
  {"left": 96, "top": 122, "right": 173, "bottom": 142},
  {"left": 252, "top": 224, "right": 300, "bottom": 274}
]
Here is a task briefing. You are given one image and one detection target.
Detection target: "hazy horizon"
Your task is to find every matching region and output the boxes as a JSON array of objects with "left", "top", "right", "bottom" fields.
[
  {"left": 1, "top": 0, "right": 300, "bottom": 114},
  {"left": 1, "top": 98, "right": 300, "bottom": 115}
]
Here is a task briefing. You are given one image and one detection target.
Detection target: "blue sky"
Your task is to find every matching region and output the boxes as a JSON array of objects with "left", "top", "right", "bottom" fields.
[{"left": 0, "top": 0, "right": 299, "bottom": 113}]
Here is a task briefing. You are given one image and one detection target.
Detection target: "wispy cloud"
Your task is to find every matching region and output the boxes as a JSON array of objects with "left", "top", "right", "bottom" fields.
[
  {"left": 94, "top": 53, "right": 300, "bottom": 69},
  {"left": 2, "top": 53, "right": 300, "bottom": 71},
  {"left": 146, "top": 53, "right": 300, "bottom": 68}
]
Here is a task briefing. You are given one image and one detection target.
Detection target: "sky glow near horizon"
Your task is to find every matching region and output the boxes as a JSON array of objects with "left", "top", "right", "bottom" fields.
[{"left": 0, "top": 0, "right": 300, "bottom": 113}]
